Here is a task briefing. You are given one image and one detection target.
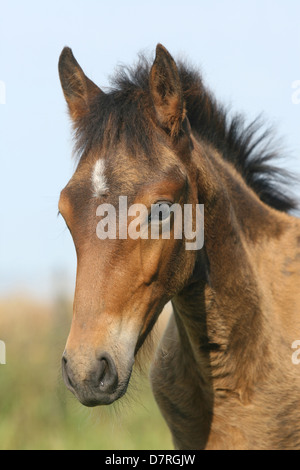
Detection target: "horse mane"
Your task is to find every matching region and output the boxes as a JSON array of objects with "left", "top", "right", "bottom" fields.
[{"left": 74, "top": 53, "right": 298, "bottom": 214}]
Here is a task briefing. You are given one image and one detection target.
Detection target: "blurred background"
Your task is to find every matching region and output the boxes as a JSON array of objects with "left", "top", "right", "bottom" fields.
[{"left": 0, "top": 0, "right": 299, "bottom": 450}]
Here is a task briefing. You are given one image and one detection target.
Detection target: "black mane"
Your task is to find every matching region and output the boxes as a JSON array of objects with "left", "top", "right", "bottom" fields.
[{"left": 75, "top": 54, "right": 298, "bottom": 213}]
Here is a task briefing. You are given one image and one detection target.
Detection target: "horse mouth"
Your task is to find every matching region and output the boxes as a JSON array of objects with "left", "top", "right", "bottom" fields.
[{"left": 77, "top": 375, "right": 132, "bottom": 408}]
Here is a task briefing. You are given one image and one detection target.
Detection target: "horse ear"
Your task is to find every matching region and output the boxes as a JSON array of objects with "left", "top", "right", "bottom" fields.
[
  {"left": 58, "top": 47, "right": 102, "bottom": 121},
  {"left": 149, "top": 44, "right": 185, "bottom": 137}
]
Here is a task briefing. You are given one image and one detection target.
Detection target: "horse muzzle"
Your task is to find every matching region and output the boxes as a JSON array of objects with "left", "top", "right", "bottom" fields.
[{"left": 62, "top": 350, "right": 133, "bottom": 407}]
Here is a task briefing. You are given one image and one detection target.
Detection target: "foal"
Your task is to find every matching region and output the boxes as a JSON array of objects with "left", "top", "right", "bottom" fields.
[{"left": 58, "top": 44, "right": 300, "bottom": 450}]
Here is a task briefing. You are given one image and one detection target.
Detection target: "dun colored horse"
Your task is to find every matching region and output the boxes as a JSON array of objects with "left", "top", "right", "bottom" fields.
[{"left": 58, "top": 44, "right": 300, "bottom": 450}]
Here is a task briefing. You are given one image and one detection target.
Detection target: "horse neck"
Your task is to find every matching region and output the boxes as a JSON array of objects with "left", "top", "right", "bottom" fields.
[{"left": 172, "top": 136, "right": 288, "bottom": 402}]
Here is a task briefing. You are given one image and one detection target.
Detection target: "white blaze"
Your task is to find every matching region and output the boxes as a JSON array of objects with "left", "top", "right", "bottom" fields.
[{"left": 92, "top": 159, "right": 108, "bottom": 197}]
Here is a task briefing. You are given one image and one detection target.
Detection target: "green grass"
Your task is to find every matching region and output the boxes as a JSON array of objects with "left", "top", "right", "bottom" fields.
[{"left": 0, "top": 297, "right": 173, "bottom": 450}]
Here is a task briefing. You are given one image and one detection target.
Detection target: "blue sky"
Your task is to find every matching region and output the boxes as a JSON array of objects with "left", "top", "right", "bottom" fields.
[{"left": 0, "top": 0, "right": 299, "bottom": 298}]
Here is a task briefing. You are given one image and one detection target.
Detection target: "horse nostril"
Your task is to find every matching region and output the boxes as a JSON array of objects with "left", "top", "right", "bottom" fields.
[
  {"left": 61, "top": 353, "right": 75, "bottom": 391},
  {"left": 97, "top": 353, "right": 118, "bottom": 394},
  {"left": 99, "top": 359, "right": 107, "bottom": 387}
]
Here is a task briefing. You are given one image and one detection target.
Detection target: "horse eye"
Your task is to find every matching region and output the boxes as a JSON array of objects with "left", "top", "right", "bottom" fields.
[{"left": 149, "top": 203, "right": 171, "bottom": 223}]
